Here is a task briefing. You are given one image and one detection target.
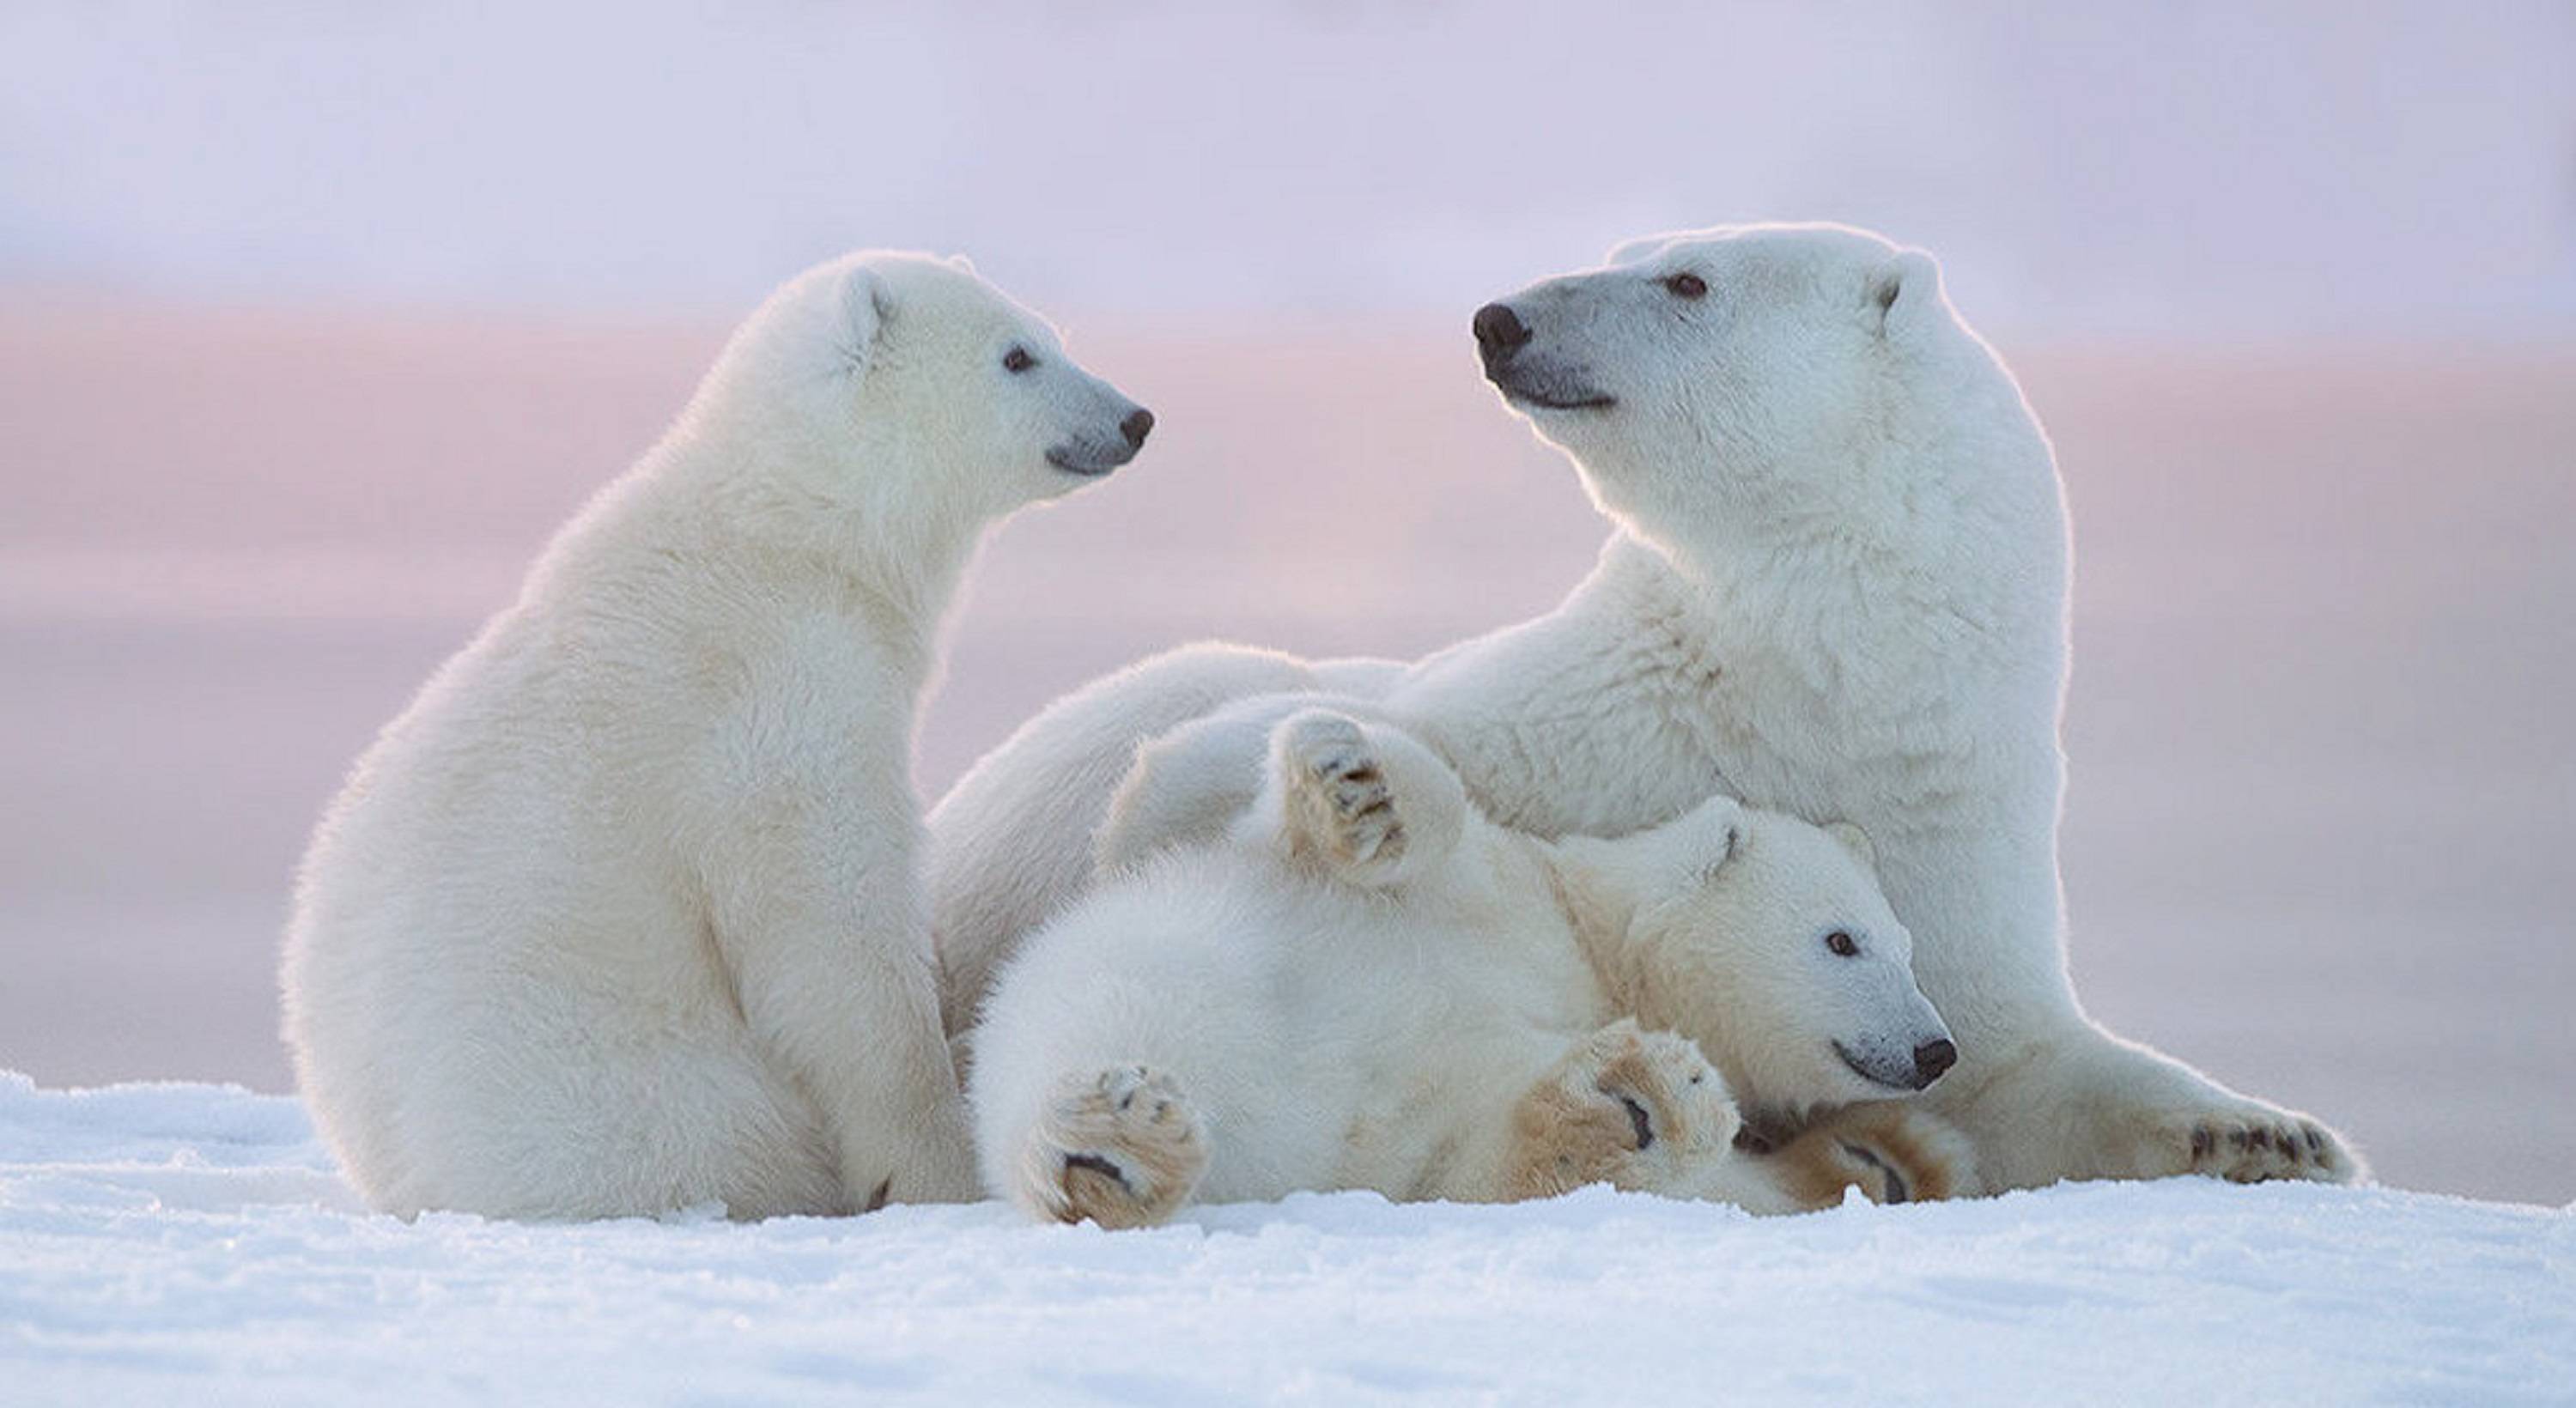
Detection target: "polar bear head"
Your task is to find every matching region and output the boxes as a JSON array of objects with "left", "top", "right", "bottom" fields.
[
  {"left": 696, "top": 250, "right": 1153, "bottom": 527},
  {"left": 1472, "top": 223, "right": 2018, "bottom": 558},
  {"left": 1552, "top": 794, "right": 1956, "bottom": 1117}
]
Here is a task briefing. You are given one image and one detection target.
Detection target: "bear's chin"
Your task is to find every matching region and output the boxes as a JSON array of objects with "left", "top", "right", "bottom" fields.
[
  {"left": 1510, "top": 388, "right": 1617, "bottom": 412},
  {"left": 1487, "top": 361, "right": 1616, "bottom": 413}
]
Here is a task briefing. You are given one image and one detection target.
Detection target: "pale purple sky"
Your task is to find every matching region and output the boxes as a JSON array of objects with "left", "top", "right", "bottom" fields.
[{"left": 3, "top": 1, "right": 2571, "bottom": 334}]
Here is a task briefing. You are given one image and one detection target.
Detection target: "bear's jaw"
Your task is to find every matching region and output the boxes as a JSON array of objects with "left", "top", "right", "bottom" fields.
[{"left": 1502, "top": 383, "right": 1617, "bottom": 413}]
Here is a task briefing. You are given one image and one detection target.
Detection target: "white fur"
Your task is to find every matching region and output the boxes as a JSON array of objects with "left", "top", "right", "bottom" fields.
[
  {"left": 282, "top": 251, "right": 1151, "bottom": 1218},
  {"left": 930, "top": 223, "right": 2357, "bottom": 1190},
  {"left": 969, "top": 709, "right": 1949, "bottom": 1222}
]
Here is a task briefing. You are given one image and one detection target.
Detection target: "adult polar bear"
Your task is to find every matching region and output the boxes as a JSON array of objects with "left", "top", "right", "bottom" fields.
[
  {"left": 930, "top": 224, "right": 2356, "bottom": 1192},
  {"left": 284, "top": 252, "right": 1153, "bottom": 1219}
]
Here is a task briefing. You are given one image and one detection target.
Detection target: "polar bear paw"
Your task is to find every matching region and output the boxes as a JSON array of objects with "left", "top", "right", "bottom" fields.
[
  {"left": 1963, "top": 1042, "right": 2364, "bottom": 1188},
  {"left": 2068, "top": 1093, "right": 2354, "bottom": 1186},
  {"left": 1019, "top": 1065, "right": 1208, "bottom": 1229},
  {"left": 1765, "top": 1103, "right": 1981, "bottom": 1209},
  {"left": 1277, "top": 713, "right": 1406, "bottom": 876},
  {"left": 2168, "top": 1107, "right": 2353, "bottom": 1184},
  {"left": 1504, "top": 1019, "right": 1741, "bottom": 1200}
]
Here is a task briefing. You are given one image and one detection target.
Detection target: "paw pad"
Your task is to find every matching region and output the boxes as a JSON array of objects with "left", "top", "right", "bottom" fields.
[{"left": 1030, "top": 1065, "right": 1207, "bottom": 1229}]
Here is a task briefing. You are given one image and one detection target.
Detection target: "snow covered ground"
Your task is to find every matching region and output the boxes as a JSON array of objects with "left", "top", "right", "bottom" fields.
[{"left": 4, "top": 1076, "right": 2568, "bottom": 1405}]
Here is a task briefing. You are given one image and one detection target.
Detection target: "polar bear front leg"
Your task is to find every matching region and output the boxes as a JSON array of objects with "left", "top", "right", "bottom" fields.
[
  {"left": 1501, "top": 1019, "right": 1742, "bottom": 1201},
  {"left": 702, "top": 775, "right": 982, "bottom": 1211},
  {"left": 1012, "top": 1065, "right": 1209, "bottom": 1229},
  {"left": 1941, "top": 1027, "right": 2360, "bottom": 1189},
  {"left": 1096, "top": 698, "right": 1300, "bottom": 877},
  {"left": 1258, "top": 709, "right": 1470, "bottom": 890}
]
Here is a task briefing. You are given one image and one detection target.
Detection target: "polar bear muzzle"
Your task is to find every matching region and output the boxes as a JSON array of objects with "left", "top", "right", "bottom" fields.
[
  {"left": 1473, "top": 300, "right": 1615, "bottom": 412},
  {"left": 1834, "top": 1035, "right": 1959, "bottom": 1092},
  {"left": 1046, "top": 405, "right": 1155, "bottom": 477}
]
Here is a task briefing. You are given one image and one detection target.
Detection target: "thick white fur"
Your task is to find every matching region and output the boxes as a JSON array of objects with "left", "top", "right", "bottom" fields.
[
  {"left": 969, "top": 709, "right": 1955, "bottom": 1224},
  {"left": 931, "top": 223, "right": 2357, "bottom": 1190},
  {"left": 283, "top": 251, "right": 1151, "bottom": 1218}
]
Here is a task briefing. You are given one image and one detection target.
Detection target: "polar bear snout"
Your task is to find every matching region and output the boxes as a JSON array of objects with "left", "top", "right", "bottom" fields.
[
  {"left": 1119, "top": 407, "right": 1156, "bottom": 450},
  {"left": 1833, "top": 1031, "right": 1959, "bottom": 1093},
  {"left": 1045, "top": 402, "right": 1156, "bottom": 476},
  {"left": 1473, "top": 297, "right": 1614, "bottom": 413},
  {"left": 1473, "top": 303, "right": 1532, "bottom": 366}
]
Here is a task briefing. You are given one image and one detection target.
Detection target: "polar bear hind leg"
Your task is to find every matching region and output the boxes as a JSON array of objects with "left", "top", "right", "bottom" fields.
[
  {"left": 1012, "top": 1065, "right": 1208, "bottom": 1229},
  {"left": 370, "top": 996, "right": 847, "bottom": 1221},
  {"left": 931, "top": 646, "right": 1323, "bottom": 1036}
]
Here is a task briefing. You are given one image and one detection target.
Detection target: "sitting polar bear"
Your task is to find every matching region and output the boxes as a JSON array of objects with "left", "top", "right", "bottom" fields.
[
  {"left": 282, "top": 252, "right": 1154, "bottom": 1219},
  {"left": 969, "top": 708, "right": 1973, "bottom": 1229},
  {"left": 931, "top": 223, "right": 2358, "bottom": 1191}
]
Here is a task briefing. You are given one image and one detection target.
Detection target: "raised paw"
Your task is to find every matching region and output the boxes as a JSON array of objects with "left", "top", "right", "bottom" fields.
[
  {"left": 1277, "top": 713, "right": 1405, "bottom": 872},
  {"left": 1019, "top": 1065, "right": 1207, "bottom": 1229},
  {"left": 1504, "top": 1020, "right": 1741, "bottom": 1201}
]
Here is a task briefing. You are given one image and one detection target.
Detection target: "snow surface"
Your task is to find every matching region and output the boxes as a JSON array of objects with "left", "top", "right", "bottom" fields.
[{"left": 3, "top": 1075, "right": 2569, "bottom": 1405}]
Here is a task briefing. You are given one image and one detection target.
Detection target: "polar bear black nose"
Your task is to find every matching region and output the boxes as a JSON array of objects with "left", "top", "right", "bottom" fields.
[
  {"left": 1120, "top": 408, "right": 1155, "bottom": 450},
  {"left": 1473, "top": 302, "right": 1532, "bottom": 366},
  {"left": 1913, "top": 1038, "right": 1958, "bottom": 1086}
]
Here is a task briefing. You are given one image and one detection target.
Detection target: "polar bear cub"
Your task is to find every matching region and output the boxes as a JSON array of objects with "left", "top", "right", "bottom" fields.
[
  {"left": 969, "top": 709, "right": 1971, "bottom": 1228},
  {"left": 282, "top": 252, "right": 1153, "bottom": 1219}
]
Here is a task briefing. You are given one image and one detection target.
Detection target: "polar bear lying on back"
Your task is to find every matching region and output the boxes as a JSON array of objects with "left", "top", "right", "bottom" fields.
[
  {"left": 969, "top": 708, "right": 1972, "bottom": 1227},
  {"left": 283, "top": 252, "right": 1153, "bottom": 1219}
]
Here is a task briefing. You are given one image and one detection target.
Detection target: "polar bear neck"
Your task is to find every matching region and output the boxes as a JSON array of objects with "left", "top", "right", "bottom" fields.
[
  {"left": 659, "top": 337, "right": 1000, "bottom": 616},
  {"left": 1585, "top": 361, "right": 2071, "bottom": 701},
  {"left": 545, "top": 426, "right": 988, "bottom": 684},
  {"left": 1537, "top": 834, "right": 1675, "bottom": 1032}
]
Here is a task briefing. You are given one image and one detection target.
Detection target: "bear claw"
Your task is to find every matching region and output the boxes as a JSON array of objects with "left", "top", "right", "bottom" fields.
[
  {"left": 2178, "top": 1114, "right": 2351, "bottom": 1184},
  {"left": 1279, "top": 716, "right": 1406, "bottom": 870}
]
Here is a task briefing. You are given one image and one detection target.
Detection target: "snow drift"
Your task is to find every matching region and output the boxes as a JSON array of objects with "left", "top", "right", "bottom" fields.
[{"left": 2, "top": 1073, "right": 2568, "bottom": 1405}]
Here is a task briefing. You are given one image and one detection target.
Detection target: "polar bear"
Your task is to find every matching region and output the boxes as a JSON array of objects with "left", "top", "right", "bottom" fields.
[
  {"left": 281, "top": 251, "right": 1154, "bottom": 1219},
  {"left": 929, "top": 223, "right": 2358, "bottom": 1191},
  {"left": 969, "top": 707, "right": 1971, "bottom": 1228}
]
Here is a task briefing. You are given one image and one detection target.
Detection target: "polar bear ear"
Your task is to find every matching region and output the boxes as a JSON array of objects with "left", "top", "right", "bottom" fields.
[
  {"left": 945, "top": 252, "right": 977, "bottom": 276},
  {"left": 832, "top": 264, "right": 893, "bottom": 373},
  {"left": 1701, "top": 819, "right": 1743, "bottom": 880},
  {"left": 1868, "top": 249, "right": 1942, "bottom": 339},
  {"left": 1825, "top": 821, "right": 1879, "bottom": 873},
  {"left": 1678, "top": 794, "right": 1747, "bottom": 886},
  {"left": 1607, "top": 232, "right": 1679, "bottom": 267}
]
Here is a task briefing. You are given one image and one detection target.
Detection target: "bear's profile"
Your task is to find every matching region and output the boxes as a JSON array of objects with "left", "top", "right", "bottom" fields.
[
  {"left": 283, "top": 252, "right": 1153, "bottom": 1219},
  {"left": 929, "top": 224, "right": 2355, "bottom": 1190},
  {"left": 969, "top": 707, "right": 1970, "bottom": 1229}
]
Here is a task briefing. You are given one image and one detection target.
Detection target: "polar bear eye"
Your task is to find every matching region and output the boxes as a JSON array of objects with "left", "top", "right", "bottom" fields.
[
  {"left": 1662, "top": 272, "right": 1708, "bottom": 300},
  {"left": 1001, "top": 345, "right": 1038, "bottom": 374},
  {"left": 1825, "top": 931, "right": 1860, "bottom": 958}
]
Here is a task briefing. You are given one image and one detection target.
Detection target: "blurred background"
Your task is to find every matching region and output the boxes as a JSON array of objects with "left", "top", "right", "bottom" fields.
[{"left": 3, "top": 2, "right": 2570, "bottom": 1203}]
